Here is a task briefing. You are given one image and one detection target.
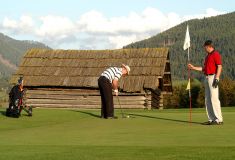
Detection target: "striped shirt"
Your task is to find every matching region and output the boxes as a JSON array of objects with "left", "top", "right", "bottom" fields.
[{"left": 101, "top": 67, "right": 122, "bottom": 83}]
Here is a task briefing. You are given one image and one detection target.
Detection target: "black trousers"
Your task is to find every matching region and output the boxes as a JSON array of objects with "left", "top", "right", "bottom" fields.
[{"left": 98, "top": 76, "right": 114, "bottom": 118}]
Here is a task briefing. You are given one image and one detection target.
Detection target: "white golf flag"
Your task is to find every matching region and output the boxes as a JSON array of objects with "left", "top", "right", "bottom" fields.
[
  {"left": 183, "top": 25, "right": 190, "bottom": 50},
  {"left": 186, "top": 79, "right": 191, "bottom": 90}
]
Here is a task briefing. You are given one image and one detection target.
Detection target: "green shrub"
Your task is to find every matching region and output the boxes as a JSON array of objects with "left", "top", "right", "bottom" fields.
[
  {"left": 164, "top": 78, "right": 235, "bottom": 108},
  {"left": 219, "top": 77, "right": 235, "bottom": 106}
]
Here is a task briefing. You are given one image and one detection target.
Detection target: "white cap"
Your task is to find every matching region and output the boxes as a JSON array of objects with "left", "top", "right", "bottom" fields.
[{"left": 122, "top": 64, "right": 130, "bottom": 75}]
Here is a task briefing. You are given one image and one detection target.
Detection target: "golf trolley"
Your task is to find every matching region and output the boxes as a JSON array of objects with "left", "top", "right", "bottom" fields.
[{"left": 6, "top": 99, "right": 32, "bottom": 118}]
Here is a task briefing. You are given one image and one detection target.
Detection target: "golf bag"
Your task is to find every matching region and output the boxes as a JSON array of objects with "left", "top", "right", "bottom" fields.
[
  {"left": 6, "top": 85, "right": 32, "bottom": 118},
  {"left": 6, "top": 99, "right": 21, "bottom": 118}
]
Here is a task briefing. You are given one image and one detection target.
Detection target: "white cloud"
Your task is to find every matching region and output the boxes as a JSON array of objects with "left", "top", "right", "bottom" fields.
[
  {"left": 0, "top": 8, "right": 227, "bottom": 49},
  {"left": 77, "top": 8, "right": 171, "bottom": 34},
  {"left": 35, "top": 15, "right": 77, "bottom": 48},
  {"left": 109, "top": 35, "right": 139, "bottom": 49},
  {"left": 2, "top": 15, "right": 34, "bottom": 34},
  {"left": 36, "top": 15, "right": 76, "bottom": 37},
  {"left": 3, "top": 18, "right": 17, "bottom": 28}
]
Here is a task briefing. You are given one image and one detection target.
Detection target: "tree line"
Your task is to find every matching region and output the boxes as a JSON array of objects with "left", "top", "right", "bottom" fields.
[{"left": 124, "top": 12, "right": 235, "bottom": 81}]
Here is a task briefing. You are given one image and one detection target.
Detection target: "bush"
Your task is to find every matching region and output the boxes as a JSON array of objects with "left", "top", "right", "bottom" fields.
[
  {"left": 219, "top": 77, "right": 235, "bottom": 106},
  {"left": 164, "top": 77, "right": 235, "bottom": 108},
  {"left": 164, "top": 79, "right": 203, "bottom": 108}
]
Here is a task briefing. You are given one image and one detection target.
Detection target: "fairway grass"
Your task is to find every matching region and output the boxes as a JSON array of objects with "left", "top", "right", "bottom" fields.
[{"left": 0, "top": 107, "right": 235, "bottom": 160}]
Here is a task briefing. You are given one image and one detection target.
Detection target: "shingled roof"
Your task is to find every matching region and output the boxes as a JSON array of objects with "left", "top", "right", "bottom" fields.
[{"left": 11, "top": 48, "right": 171, "bottom": 93}]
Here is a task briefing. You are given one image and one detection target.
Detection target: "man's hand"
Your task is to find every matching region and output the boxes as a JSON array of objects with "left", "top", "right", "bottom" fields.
[
  {"left": 212, "top": 78, "right": 219, "bottom": 88},
  {"left": 188, "top": 63, "right": 194, "bottom": 70},
  {"left": 187, "top": 64, "right": 203, "bottom": 72},
  {"left": 115, "top": 92, "right": 118, "bottom": 96},
  {"left": 114, "top": 89, "right": 118, "bottom": 96},
  {"left": 112, "top": 79, "right": 119, "bottom": 96}
]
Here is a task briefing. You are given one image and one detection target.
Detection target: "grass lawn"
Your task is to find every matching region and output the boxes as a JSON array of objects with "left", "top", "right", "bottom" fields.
[{"left": 0, "top": 107, "right": 235, "bottom": 160}]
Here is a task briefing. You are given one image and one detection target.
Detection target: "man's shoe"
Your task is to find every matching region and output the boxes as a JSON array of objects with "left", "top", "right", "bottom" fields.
[
  {"left": 213, "top": 119, "right": 224, "bottom": 125},
  {"left": 215, "top": 122, "right": 223, "bottom": 125},
  {"left": 106, "top": 116, "right": 118, "bottom": 119},
  {"left": 210, "top": 121, "right": 219, "bottom": 125},
  {"left": 202, "top": 121, "right": 224, "bottom": 125}
]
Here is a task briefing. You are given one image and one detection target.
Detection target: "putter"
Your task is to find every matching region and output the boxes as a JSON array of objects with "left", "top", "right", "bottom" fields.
[{"left": 117, "top": 96, "right": 130, "bottom": 118}]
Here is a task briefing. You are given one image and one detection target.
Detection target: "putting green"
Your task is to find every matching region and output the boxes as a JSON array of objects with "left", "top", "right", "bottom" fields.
[{"left": 0, "top": 107, "right": 235, "bottom": 160}]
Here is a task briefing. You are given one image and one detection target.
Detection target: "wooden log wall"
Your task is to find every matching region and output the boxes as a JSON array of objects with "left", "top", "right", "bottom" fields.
[
  {"left": 24, "top": 88, "right": 149, "bottom": 109},
  {"left": 151, "top": 89, "right": 163, "bottom": 109}
]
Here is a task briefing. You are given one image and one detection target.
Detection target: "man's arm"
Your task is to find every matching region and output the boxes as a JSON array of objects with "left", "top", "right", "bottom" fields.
[
  {"left": 215, "top": 65, "right": 222, "bottom": 79},
  {"left": 188, "top": 64, "right": 203, "bottom": 72},
  {"left": 112, "top": 79, "right": 118, "bottom": 96}
]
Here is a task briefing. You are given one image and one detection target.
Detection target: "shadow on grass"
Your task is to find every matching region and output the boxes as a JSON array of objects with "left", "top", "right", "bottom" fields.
[
  {"left": 69, "top": 110, "right": 202, "bottom": 125},
  {"left": 0, "top": 110, "right": 30, "bottom": 118},
  {"left": 0, "top": 110, "right": 6, "bottom": 116},
  {"left": 70, "top": 110, "right": 101, "bottom": 118},
  {"left": 128, "top": 113, "right": 202, "bottom": 125}
]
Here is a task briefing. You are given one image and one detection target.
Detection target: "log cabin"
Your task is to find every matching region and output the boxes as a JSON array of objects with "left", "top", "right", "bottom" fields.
[{"left": 10, "top": 48, "right": 172, "bottom": 109}]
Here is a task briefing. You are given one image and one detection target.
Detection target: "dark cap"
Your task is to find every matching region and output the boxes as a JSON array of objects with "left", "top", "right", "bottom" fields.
[
  {"left": 204, "top": 40, "right": 213, "bottom": 46},
  {"left": 18, "top": 76, "right": 23, "bottom": 85}
]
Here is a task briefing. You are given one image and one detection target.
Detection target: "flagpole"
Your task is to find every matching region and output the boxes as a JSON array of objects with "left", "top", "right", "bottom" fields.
[
  {"left": 184, "top": 24, "right": 192, "bottom": 123},
  {"left": 187, "top": 47, "right": 192, "bottom": 123}
]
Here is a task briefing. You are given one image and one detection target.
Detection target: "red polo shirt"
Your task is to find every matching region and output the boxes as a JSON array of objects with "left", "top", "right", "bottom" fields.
[{"left": 203, "top": 50, "right": 222, "bottom": 75}]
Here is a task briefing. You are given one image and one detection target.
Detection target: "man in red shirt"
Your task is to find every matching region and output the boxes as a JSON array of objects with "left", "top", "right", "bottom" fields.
[{"left": 188, "top": 40, "right": 223, "bottom": 125}]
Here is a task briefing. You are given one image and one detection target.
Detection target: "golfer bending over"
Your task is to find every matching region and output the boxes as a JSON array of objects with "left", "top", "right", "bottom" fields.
[
  {"left": 188, "top": 40, "right": 223, "bottom": 125},
  {"left": 98, "top": 64, "right": 130, "bottom": 119}
]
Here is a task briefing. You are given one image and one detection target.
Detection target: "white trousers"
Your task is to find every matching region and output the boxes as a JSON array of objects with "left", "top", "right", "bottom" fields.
[{"left": 204, "top": 75, "right": 223, "bottom": 122}]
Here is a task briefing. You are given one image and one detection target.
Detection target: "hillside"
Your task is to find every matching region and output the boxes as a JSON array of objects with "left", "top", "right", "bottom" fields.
[
  {"left": 124, "top": 12, "right": 235, "bottom": 80},
  {"left": 0, "top": 33, "right": 51, "bottom": 88},
  {"left": 0, "top": 33, "right": 51, "bottom": 78}
]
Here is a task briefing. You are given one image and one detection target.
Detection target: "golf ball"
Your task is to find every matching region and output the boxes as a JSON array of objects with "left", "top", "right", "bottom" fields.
[{"left": 127, "top": 115, "right": 130, "bottom": 118}]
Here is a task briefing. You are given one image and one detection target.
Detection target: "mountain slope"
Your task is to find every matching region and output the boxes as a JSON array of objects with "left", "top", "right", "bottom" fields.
[
  {"left": 124, "top": 12, "right": 235, "bottom": 80},
  {"left": 0, "top": 33, "right": 51, "bottom": 78}
]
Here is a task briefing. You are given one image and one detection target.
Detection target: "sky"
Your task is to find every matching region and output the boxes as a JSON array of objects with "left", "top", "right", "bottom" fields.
[{"left": 0, "top": 0, "right": 234, "bottom": 49}]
